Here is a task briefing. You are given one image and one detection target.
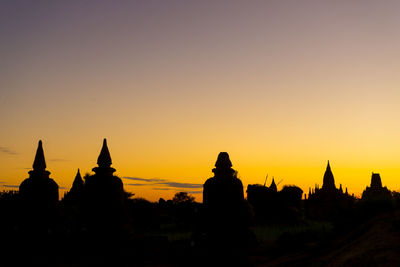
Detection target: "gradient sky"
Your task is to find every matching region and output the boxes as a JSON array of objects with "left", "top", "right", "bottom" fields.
[{"left": 1, "top": 1, "right": 400, "bottom": 201}]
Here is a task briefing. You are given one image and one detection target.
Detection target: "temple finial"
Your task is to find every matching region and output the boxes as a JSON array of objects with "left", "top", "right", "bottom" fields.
[
  {"left": 33, "top": 140, "right": 46, "bottom": 171},
  {"left": 97, "top": 138, "right": 112, "bottom": 168}
]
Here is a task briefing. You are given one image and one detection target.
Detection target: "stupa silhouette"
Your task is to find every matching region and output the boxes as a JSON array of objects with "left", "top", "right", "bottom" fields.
[
  {"left": 202, "top": 152, "right": 251, "bottom": 264},
  {"left": 82, "top": 138, "right": 126, "bottom": 236},
  {"left": 19, "top": 140, "right": 59, "bottom": 205}
]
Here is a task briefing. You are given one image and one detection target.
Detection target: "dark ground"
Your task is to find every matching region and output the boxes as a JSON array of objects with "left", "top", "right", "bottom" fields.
[{"left": 251, "top": 209, "right": 400, "bottom": 266}]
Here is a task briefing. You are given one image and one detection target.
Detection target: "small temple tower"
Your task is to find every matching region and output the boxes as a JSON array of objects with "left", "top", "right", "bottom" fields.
[
  {"left": 63, "top": 169, "right": 84, "bottom": 204},
  {"left": 322, "top": 161, "right": 336, "bottom": 191},
  {"left": 71, "top": 169, "right": 84, "bottom": 193},
  {"left": 269, "top": 178, "right": 277, "bottom": 192},
  {"left": 362, "top": 172, "right": 391, "bottom": 200},
  {"left": 19, "top": 140, "right": 59, "bottom": 206}
]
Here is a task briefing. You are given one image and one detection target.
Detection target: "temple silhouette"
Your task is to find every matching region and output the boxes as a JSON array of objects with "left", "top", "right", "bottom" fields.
[
  {"left": 19, "top": 140, "right": 59, "bottom": 233},
  {"left": 306, "top": 161, "right": 355, "bottom": 220},
  {"left": 202, "top": 152, "right": 252, "bottom": 265},
  {"left": 82, "top": 138, "right": 128, "bottom": 237},
  {"left": 361, "top": 172, "right": 391, "bottom": 200}
]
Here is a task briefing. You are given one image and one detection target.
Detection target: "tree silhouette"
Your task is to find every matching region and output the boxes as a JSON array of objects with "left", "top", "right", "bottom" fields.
[{"left": 172, "top": 192, "right": 195, "bottom": 204}]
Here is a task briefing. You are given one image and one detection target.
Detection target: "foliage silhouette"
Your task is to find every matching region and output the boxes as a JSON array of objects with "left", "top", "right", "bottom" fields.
[{"left": 172, "top": 191, "right": 195, "bottom": 204}]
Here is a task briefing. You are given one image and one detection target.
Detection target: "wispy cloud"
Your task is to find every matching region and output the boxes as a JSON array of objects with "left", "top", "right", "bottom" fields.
[
  {"left": 123, "top": 177, "right": 203, "bottom": 190},
  {"left": 3, "top": 185, "right": 19, "bottom": 188},
  {"left": 154, "top": 182, "right": 202, "bottom": 189},
  {"left": 0, "top": 147, "right": 18, "bottom": 155},
  {"left": 123, "top": 177, "right": 166, "bottom": 182},
  {"left": 152, "top": 188, "right": 173, "bottom": 191}
]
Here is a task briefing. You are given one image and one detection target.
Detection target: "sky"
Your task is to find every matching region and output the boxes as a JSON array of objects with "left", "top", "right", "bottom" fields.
[{"left": 1, "top": 1, "right": 400, "bottom": 201}]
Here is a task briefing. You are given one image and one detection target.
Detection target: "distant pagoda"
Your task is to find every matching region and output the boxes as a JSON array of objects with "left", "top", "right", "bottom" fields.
[
  {"left": 361, "top": 173, "right": 391, "bottom": 200},
  {"left": 309, "top": 161, "right": 347, "bottom": 198},
  {"left": 63, "top": 169, "right": 84, "bottom": 204},
  {"left": 71, "top": 168, "right": 84, "bottom": 193},
  {"left": 269, "top": 178, "right": 277, "bottom": 192},
  {"left": 306, "top": 161, "right": 354, "bottom": 220}
]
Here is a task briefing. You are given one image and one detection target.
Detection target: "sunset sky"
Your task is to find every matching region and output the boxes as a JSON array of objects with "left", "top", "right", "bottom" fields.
[{"left": 1, "top": 1, "right": 400, "bottom": 201}]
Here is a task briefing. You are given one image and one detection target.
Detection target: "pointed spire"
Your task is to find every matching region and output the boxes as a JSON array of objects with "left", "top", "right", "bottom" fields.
[
  {"left": 72, "top": 168, "right": 84, "bottom": 190},
  {"left": 269, "top": 178, "right": 277, "bottom": 192},
  {"left": 92, "top": 139, "right": 116, "bottom": 175},
  {"left": 33, "top": 140, "right": 46, "bottom": 171},
  {"left": 322, "top": 160, "right": 336, "bottom": 190},
  {"left": 97, "top": 138, "right": 112, "bottom": 168},
  {"left": 74, "top": 168, "right": 83, "bottom": 183}
]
